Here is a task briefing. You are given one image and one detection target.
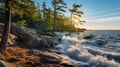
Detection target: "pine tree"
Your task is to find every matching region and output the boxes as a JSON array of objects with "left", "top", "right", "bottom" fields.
[
  {"left": 0, "top": 0, "right": 34, "bottom": 52},
  {"left": 42, "top": 1, "right": 46, "bottom": 21},
  {"left": 36, "top": 3, "right": 42, "bottom": 21},
  {"left": 69, "top": 3, "right": 85, "bottom": 32},
  {"left": 52, "top": 0, "right": 67, "bottom": 33},
  {"left": 45, "top": 8, "right": 54, "bottom": 31}
]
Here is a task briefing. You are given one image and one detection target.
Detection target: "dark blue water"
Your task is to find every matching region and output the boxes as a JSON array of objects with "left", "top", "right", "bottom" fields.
[
  {"left": 81, "top": 30, "right": 120, "bottom": 52},
  {"left": 57, "top": 30, "right": 120, "bottom": 67},
  {"left": 84, "top": 30, "right": 120, "bottom": 36}
]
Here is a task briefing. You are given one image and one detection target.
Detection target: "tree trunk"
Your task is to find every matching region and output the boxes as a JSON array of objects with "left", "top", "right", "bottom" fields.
[
  {"left": 53, "top": 6, "right": 56, "bottom": 34},
  {"left": 0, "top": 0, "right": 11, "bottom": 52},
  {"left": 43, "top": 9, "right": 45, "bottom": 21}
]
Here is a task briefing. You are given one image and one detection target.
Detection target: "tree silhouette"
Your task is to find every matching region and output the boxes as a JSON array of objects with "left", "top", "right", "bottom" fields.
[
  {"left": 69, "top": 3, "right": 85, "bottom": 32},
  {"left": 42, "top": 1, "right": 47, "bottom": 21},
  {"left": 52, "top": 0, "right": 67, "bottom": 33},
  {"left": 36, "top": 3, "right": 42, "bottom": 21},
  {"left": 0, "top": 0, "right": 11, "bottom": 52}
]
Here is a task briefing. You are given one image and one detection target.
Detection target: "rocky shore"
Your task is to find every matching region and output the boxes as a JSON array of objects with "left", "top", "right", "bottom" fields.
[
  {"left": 0, "top": 46, "right": 74, "bottom": 67},
  {"left": 0, "top": 24, "right": 74, "bottom": 67}
]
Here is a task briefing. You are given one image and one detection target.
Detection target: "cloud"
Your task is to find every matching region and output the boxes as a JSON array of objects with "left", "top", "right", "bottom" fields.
[
  {"left": 87, "top": 12, "right": 120, "bottom": 20},
  {"left": 84, "top": 7, "right": 120, "bottom": 20},
  {"left": 86, "top": 7, "right": 120, "bottom": 17}
]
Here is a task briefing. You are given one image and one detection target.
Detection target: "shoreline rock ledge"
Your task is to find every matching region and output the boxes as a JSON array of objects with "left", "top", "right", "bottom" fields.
[
  {"left": 0, "top": 23, "right": 60, "bottom": 49},
  {"left": 0, "top": 24, "right": 75, "bottom": 67}
]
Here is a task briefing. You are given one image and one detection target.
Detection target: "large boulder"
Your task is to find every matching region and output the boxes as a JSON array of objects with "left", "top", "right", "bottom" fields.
[
  {"left": 0, "top": 24, "right": 59, "bottom": 48},
  {"left": 11, "top": 25, "right": 37, "bottom": 46},
  {"left": 83, "top": 34, "right": 94, "bottom": 39},
  {"left": 10, "top": 25, "right": 59, "bottom": 48}
]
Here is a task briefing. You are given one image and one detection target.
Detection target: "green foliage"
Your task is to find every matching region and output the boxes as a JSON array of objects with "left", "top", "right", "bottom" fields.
[
  {"left": 42, "top": 1, "right": 47, "bottom": 21},
  {"left": 0, "top": 0, "right": 86, "bottom": 33},
  {"left": 69, "top": 3, "right": 85, "bottom": 31},
  {"left": 16, "top": 20, "right": 27, "bottom": 26},
  {"left": 36, "top": 3, "right": 42, "bottom": 21},
  {"left": 23, "top": 1, "right": 38, "bottom": 23},
  {"left": 52, "top": 0, "right": 67, "bottom": 32}
]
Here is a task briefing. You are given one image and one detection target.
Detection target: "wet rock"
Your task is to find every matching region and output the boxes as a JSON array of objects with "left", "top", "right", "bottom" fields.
[
  {"left": 39, "top": 35, "right": 59, "bottom": 48},
  {"left": 83, "top": 34, "right": 94, "bottom": 39}
]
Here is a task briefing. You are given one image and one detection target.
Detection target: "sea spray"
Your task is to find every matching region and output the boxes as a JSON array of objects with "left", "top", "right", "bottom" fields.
[{"left": 57, "top": 31, "right": 120, "bottom": 67}]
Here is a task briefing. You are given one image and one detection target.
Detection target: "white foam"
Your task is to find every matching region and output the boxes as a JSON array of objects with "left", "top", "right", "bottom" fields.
[{"left": 58, "top": 32, "right": 120, "bottom": 66}]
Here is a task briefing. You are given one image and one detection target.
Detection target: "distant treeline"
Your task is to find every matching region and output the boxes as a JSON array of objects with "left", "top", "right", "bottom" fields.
[{"left": 0, "top": 0, "right": 86, "bottom": 32}]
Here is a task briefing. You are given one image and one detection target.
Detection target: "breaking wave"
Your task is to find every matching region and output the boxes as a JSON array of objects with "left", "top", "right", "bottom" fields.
[{"left": 57, "top": 30, "right": 120, "bottom": 67}]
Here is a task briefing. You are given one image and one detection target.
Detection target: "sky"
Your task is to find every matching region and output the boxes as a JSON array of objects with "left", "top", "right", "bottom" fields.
[{"left": 35, "top": 0, "right": 120, "bottom": 30}]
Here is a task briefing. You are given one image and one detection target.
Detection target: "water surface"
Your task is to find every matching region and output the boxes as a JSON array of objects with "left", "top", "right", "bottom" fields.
[{"left": 57, "top": 30, "right": 120, "bottom": 67}]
